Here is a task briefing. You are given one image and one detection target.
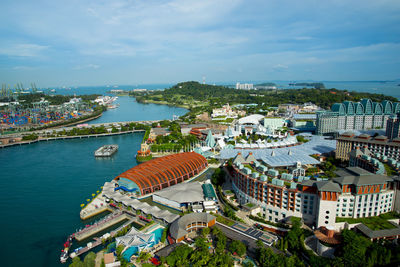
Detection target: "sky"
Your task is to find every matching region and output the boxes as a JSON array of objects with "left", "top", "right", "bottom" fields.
[{"left": 0, "top": 0, "right": 399, "bottom": 87}]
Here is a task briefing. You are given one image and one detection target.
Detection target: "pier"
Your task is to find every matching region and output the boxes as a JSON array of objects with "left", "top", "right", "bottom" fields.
[
  {"left": 71, "top": 216, "right": 136, "bottom": 259},
  {"left": 74, "top": 211, "right": 134, "bottom": 241}
]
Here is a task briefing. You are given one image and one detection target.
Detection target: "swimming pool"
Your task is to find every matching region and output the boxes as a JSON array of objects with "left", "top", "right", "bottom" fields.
[
  {"left": 122, "top": 227, "right": 164, "bottom": 260},
  {"left": 242, "top": 256, "right": 257, "bottom": 267}
]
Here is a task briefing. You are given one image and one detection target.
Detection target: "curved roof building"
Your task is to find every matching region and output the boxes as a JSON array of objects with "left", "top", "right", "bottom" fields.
[
  {"left": 170, "top": 212, "right": 216, "bottom": 242},
  {"left": 316, "top": 99, "right": 400, "bottom": 135},
  {"left": 114, "top": 152, "right": 208, "bottom": 195}
]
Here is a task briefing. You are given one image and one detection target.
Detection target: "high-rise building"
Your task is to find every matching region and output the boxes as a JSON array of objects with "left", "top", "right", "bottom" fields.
[
  {"left": 386, "top": 113, "right": 400, "bottom": 140},
  {"left": 236, "top": 82, "right": 254, "bottom": 90},
  {"left": 316, "top": 99, "right": 400, "bottom": 135}
]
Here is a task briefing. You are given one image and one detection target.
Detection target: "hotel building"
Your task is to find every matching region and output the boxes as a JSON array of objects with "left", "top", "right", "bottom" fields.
[
  {"left": 316, "top": 99, "right": 400, "bottom": 135},
  {"left": 231, "top": 153, "right": 398, "bottom": 228},
  {"left": 336, "top": 132, "right": 400, "bottom": 161},
  {"left": 386, "top": 113, "right": 400, "bottom": 140}
]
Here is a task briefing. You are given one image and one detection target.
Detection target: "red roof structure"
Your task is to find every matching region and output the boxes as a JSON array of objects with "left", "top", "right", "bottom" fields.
[{"left": 114, "top": 152, "right": 208, "bottom": 195}]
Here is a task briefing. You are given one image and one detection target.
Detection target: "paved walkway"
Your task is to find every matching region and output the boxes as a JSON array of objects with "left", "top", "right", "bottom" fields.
[{"left": 236, "top": 210, "right": 253, "bottom": 225}]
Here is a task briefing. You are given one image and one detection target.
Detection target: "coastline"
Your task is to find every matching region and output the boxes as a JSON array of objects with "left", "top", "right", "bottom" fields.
[
  {"left": 0, "top": 129, "right": 145, "bottom": 149},
  {"left": 30, "top": 111, "right": 104, "bottom": 131},
  {"left": 137, "top": 98, "right": 191, "bottom": 110}
]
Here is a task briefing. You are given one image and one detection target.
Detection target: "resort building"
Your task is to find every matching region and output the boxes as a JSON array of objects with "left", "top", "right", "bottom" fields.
[
  {"left": 211, "top": 103, "right": 245, "bottom": 119},
  {"left": 169, "top": 213, "right": 216, "bottom": 243},
  {"left": 148, "top": 127, "right": 171, "bottom": 142},
  {"left": 231, "top": 153, "right": 399, "bottom": 228},
  {"left": 316, "top": 99, "right": 400, "bottom": 135},
  {"left": 152, "top": 181, "right": 218, "bottom": 213},
  {"left": 152, "top": 182, "right": 204, "bottom": 211},
  {"left": 114, "top": 152, "right": 208, "bottom": 195},
  {"left": 116, "top": 227, "right": 158, "bottom": 254},
  {"left": 236, "top": 114, "right": 265, "bottom": 135},
  {"left": 263, "top": 117, "right": 286, "bottom": 132},
  {"left": 336, "top": 132, "right": 400, "bottom": 161},
  {"left": 386, "top": 113, "right": 400, "bottom": 140},
  {"left": 348, "top": 147, "right": 385, "bottom": 175},
  {"left": 102, "top": 181, "right": 180, "bottom": 224},
  {"left": 290, "top": 114, "right": 317, "bottom": 132},
  {"left": 219, "top": 134, "right": 335, "bottom": 167}
]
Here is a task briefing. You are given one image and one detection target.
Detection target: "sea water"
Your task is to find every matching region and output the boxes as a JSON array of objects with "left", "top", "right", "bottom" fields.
[{"left": 0, "top": 95, "right": 185, "bottom": 267}]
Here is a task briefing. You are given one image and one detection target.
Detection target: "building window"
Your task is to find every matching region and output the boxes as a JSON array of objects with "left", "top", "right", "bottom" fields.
[
  {"left": 326, "top": 211, "right": 330, "bottom": 214},
  {"left": 325, "top": 221, "right": 329, "bottom": 224}
]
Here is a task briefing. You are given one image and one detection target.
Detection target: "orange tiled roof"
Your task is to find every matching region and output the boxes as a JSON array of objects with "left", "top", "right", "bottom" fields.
[{"left": 114, "top": 152, "right": 208, "bottom": 195}]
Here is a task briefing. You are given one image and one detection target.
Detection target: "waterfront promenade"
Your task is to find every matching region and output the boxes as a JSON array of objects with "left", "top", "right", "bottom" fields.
[
  {"left": 0, "top": 118, "right": 169, "bottom": 148},
  {"left": 0, "top": 129, "right": 145, "bottom": 148}
]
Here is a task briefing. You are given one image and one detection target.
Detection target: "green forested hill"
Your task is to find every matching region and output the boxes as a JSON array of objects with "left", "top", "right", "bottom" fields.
[{"left": 133, "top": 81, "right": 398, "bottom": 110}]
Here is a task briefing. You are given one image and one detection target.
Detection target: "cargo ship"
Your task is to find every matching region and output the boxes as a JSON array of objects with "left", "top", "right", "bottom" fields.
[{"left": 94, "top": 145, "right": 118, "bottom": 157}]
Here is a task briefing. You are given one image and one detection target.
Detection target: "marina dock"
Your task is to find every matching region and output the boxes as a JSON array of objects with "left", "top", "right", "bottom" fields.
[
  {"left": 71, "top": 217, "right": 136, "bottom": 259},
  {"left": 74, "top": 211, "right": 133, "bottom": 241}
]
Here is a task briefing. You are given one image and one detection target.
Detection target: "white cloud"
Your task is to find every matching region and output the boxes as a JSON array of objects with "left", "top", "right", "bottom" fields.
[
  {"left": 272, "top": 64, "right": 289, "bottom": 72},
  {"left": 73, "top": 64, "right": 100, "bottom": 70},
  {"left": 0, "top": 44, "right": 49, "bottom": 57},
  {"left": 293, "top": 36, "right": 313, "bottom": 41},
  {"left": 12, "top": 66, "right": 36, "bottom": 70}
]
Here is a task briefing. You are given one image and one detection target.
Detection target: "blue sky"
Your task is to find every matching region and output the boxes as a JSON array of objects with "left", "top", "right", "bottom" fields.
[{"left": 0, "top": 0, "right": 399, "bottom": 87}]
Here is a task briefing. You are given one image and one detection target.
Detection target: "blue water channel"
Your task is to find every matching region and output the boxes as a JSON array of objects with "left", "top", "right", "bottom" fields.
[
  {"left": 0, "top": 96, "right": 186, "bottom": 267},
  {"left": 89, "top": 96, "right": 187, "bottom": 124}
]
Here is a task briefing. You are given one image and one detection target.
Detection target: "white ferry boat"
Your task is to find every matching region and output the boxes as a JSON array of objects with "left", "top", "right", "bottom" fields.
[{"left": 94, "top": 145, "right": 119, "bottom": 157}]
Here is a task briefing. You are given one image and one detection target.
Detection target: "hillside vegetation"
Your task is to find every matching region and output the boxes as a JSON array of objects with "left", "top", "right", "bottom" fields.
[{"left": 133, "top": 81, "right": 397, "bottom": 110}]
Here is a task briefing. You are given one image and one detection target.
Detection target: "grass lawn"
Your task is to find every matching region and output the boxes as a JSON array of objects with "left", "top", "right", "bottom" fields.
[
  {"left": 213, "top": 213, "right": 235, "bottom": 226},
  {"left": 384, "top": 163, "right": 397, "bottom": 176},
  {"left": 244, "top": 164, "right": 256, "bottom": 172},
  {"left": 336, "top": 212, "right": 399, "bottom": 230},
  {"left": 245, "top": 203, "right": 255, "bottom": 208}
]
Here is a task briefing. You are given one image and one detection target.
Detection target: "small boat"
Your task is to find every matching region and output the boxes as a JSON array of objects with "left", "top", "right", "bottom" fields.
[
  {"left": 60, "top": 248, "right": 69, "bottom": 263},
  {"left": 94, "top": 145, "right": 118, "bottom": 157},
  {"left": 107, "top": 104, "right": 118, "bottom": 109},
  {"left": 60, "top": 236, "right": 73, "bottom": 263}
]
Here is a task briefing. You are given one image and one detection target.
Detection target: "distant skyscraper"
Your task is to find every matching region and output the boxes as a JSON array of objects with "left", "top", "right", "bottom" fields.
[
  {"left": 236, "top": 82, "right": 253, "bottom": 90},
  {"left": 386, "top": 113, "right": 400, "bottom": 140}
]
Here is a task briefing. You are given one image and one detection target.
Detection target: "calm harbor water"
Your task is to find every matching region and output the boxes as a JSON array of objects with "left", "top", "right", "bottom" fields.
[
  {"left": 0, "top": 95, "right": 186, "bottom": 267},
  {"left": 88, "top": 96, "right": 187, "bottom": 124},
  {"left": 0, "top": 134, "right": 143, "bottom": 267}
]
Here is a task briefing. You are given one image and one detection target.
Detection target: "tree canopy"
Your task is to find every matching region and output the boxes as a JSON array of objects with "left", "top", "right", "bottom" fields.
[{"left": 135, "top": 81, "right": 398, "bottom": 110}]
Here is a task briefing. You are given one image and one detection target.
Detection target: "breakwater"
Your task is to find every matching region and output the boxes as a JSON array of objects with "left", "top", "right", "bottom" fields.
[{"left": 0, "top": 129, "right": 145, "bottom": 148}]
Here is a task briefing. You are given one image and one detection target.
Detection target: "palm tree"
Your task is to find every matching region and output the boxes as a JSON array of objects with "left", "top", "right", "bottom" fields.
[{"left": 137, "top": 251, "right": 151, "bottom": 263}]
